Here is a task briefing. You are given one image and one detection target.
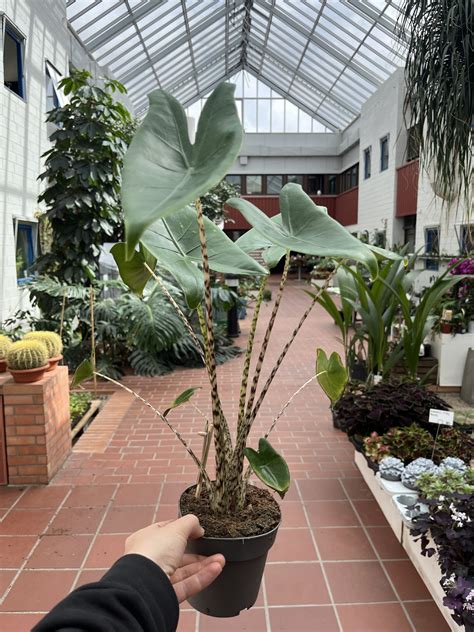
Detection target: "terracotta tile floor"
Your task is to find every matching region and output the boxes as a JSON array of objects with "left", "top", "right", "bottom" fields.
[{"left": 0, "top": 281, "right": 449, "bottom": 631}]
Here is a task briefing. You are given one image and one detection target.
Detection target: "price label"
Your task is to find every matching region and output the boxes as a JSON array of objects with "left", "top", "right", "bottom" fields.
[{"left": 429, "top": 409, "right": 454, "bottom": 426}]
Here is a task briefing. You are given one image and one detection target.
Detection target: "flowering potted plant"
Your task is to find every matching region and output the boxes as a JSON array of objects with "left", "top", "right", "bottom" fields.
[
  {"left": 449, "top": 257, "right": 474, "bottom": 333},
  {"left": 73, "top": 83, "right": 377, "bottom": 617}
]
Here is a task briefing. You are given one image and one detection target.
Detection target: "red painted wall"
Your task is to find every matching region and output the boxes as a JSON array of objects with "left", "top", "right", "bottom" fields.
[
  {"left": 396, "top": 160, "right": 419, "bottom": 217},
  {"left": 334, "top": 187, "right": 358, "bottom": 226},
  {"left": 225, "top": 194, "right": 347, "bottom": 231}
]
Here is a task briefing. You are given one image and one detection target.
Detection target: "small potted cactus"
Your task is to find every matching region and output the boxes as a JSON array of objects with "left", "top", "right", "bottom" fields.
[
  {"left": 7, "top": 340, "right": 49, "bottom": 383},
  {"left": 0, "top": 335, "right": 13, "bottom": 373},
  {"left": 24, "top": 331, "right": 63, "bottom": 371}
]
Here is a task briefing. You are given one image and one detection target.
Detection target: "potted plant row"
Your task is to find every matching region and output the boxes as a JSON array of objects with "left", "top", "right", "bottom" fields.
[
  {"left": 0, "top": 331, "right": 63, "bottom": 383},
  {"left": 73, "top": 82, "right": 377, "bottom": 618}
]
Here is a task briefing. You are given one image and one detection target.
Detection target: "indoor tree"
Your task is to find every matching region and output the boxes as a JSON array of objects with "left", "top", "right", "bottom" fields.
[{"left": 36, "top": 68, "right": 135, "bottom": 285}]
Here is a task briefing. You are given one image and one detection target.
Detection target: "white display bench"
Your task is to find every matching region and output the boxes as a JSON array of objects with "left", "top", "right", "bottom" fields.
[
  {"left": 354, "top": 451, "right": 462, "bottom": 631},
  {"left": 431, "top": 333, "right": 474, "bottom": 387}
]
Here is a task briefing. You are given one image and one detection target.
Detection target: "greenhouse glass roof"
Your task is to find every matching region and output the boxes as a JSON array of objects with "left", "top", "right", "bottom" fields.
[{"left": 66, "top": 0, "right": 407, "bottom": 131}]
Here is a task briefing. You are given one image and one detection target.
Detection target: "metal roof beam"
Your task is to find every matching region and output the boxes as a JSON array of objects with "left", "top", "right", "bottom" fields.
[
  {"left": 119, "top": 5, "right": 228, "bottom": 84},
  {"left": 254, "top": 0, "right": 380, "bottom": 87}
]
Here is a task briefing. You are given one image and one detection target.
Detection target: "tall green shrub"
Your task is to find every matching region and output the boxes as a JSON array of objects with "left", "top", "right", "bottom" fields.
[{"left": 37, "top": 68, "right": 134, "bottom": 284}]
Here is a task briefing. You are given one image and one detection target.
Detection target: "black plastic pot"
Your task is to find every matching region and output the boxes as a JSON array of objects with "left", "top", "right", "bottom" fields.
[
  {"left": 179, "top": 489, "right": 279, "bottom": 617},
  {"left": 349, "top": 360, "right": 368, "bottom": 381}
]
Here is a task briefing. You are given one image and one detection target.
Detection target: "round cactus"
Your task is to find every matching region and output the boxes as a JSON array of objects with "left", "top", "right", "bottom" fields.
[
  {"left": 379, "top": 456, "right": 405, "bottom": 481},
  {"left": 401, "top": 458, "right": 438, "bottom": 490},
  {"left": 24, "top": 331, "right": 63, "bottom": 358},
  {"left": 439, "top": 457, "right": 467, "bottom": 473},
  {"left": 7, "top": 341, "right": 49, "bottom": 370},
  {"left": 0, "top": 335, "right": 12, "bottom": 360}
]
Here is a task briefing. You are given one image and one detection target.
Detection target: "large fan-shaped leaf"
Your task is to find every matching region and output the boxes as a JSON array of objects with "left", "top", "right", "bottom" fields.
[
  {"left": 140, "top": 205, "right": 267, "bottom": 308},
  {"left": 123, "top": 83, "right": 243, "bottom": 254},
  {"left": 236, "top": 217, "right": 287, "bottom": 268},
  {"left": 229, "top": 184, "right": 378, "bottom": 276}
]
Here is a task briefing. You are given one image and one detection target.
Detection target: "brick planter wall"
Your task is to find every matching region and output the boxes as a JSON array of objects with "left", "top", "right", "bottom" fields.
[{"left": 0, "top": 367, "right": 71, "bottom": 485}]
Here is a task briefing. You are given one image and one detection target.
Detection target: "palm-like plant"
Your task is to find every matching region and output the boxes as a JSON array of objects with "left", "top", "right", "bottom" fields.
[{"left": 399, "top": 0, "right": 472, "bottom": 214}]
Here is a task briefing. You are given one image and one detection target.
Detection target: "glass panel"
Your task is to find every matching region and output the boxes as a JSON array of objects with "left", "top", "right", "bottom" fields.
[
  {"left": 287, "top": 175, "right": 304, "bottom": 186},
  {"left": 4, "top": 29, "right": 24, "bottom": 97},
  {"left": 225, "top": 175, "right": 241, "bottom": 191},
  {"left": 243, "top": 99, "right": 257, "bottom": 132},
  {"left": 257, "top": 100, "right": 271, "bottom": 132},
  {"left": 285, "top": 101, "right": 298, "bottom": 132},
  {"left": 16, "top": 224, "right": 35, "bottom": 279},
  {"left": 380, "top": 136, "right": 389, "bottom": 171},
  {"left": 271, "top": 100, "right": 284, "bottom": 132},
  {"left": 364, "top": 148, "right": 371, "bottom": 179},
  {"left": 258, "top": 80, "right": 271, "bottom": 98},
  {"left": 328, "top": 175, "right": 337, "bottom": 194},
  {"left": 246, "top": 175, "right": 263, "bottom": 195},
  {"left": 307, "top": 175, "right": 324, "bottom": 195},
  {"left": 299, "top": 111, "right": 312, "bottom": 133},
  {"left": 243, "top": 72, "right": 258, "bottom": 98},
  {"left": 267, "top": 175, "right": 283, "bottom": 194}
]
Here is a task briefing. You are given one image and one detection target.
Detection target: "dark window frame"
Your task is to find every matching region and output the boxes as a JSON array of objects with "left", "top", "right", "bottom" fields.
[
  {"left": 380, "top": 135, "right": 389, "bottom": 171},
  {"left": 15, "top": 220, "right": 37, "bottom": 284},
  {"left": 3, "top": 20, "right": 26, "bottom": 99},
  {"left": 363, "top": 147, "right": 371, "bottom": 179},
  {"left": 425, "top": 226, "right": 440, "bottom": 270},
  {"left": 460, "top": 224, "right": 474, "bottom": 255}
]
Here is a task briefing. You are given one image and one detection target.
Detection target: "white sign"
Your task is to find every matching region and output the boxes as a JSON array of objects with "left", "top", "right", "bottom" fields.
[{"left": 429, "top": 409, "right": 454, "bottom": 426}]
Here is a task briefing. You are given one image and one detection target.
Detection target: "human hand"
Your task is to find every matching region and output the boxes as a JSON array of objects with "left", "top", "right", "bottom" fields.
[{"left": 124, "top": 515, "right": 225, "bottom": 603}]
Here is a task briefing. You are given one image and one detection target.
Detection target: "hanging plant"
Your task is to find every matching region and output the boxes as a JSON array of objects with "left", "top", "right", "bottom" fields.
[{"left": 399, "top": 0, "right": 473, "bottom": 214}]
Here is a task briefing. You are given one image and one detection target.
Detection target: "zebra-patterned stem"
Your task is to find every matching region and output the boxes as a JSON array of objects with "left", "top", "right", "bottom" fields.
[
  {"left": 195, "top": 199, "right": 233, "bottom": 511},
  {"left": 145, "top": 264, "right": 207, "bottom": 368},
  {"left": 248, "top": 269, "right": 337, "bottom": 425},
  {"left": 244, "top": 251, "right": 290, "bottom": 418},
  {"left": 237, "top": 277, "right": 267, "bottom": 426},
  {"left": 94, "top": 371, "right": 211, "bottom": 490}
]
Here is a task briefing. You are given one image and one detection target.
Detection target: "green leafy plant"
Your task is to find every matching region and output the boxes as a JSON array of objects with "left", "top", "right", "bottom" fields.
[
  {"left": 198, "top": 178, "right": 240, "bottom": 224},
  {"left": 7, "top": 340, "right": 48, "bottom": 370},
  {"left": 36, "top": 68, "right": 134, "bottom": 287},
  {"left": 382, "top": 424, "right": 434, "bottom": 462},
  {"left": 433, "top": 428, "right": 474, "bottom": 464},
  {"left": 417, "top": 468, "right": 474, "bottom": 499},
  {"left": 74, "top": 82, "right": 379, "bottom": 519},
  {"left": 70, "top": 391, "right": 92, "bottom": 426},
  {"left": 315, "top": 348, "right": 348, "bottom": 405},
  {"left": 363, "top": 432, "right": 392, "bottom": 462}
]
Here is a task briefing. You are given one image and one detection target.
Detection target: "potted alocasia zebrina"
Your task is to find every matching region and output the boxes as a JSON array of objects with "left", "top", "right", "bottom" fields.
[{"left": 73, "top": 83, "right": 382, "bottom": 617}]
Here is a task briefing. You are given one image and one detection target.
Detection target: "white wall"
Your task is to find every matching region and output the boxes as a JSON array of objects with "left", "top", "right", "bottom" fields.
[
  {"left": 356, "top": 68, "right": 405, "bottom": 246},
  {"left": 0, "top": 0, "right": 124, "bottom": 322}
]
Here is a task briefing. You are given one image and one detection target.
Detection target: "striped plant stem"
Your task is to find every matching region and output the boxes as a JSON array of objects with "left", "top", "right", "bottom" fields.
[
  {"left": 195, "top": 199, "right": 233, "bottom": 512},
  {"left": 230, "top": 253, "right": 290, "bottom": 506},
  {"left": 248, "top": 269, "right": 337, "bottom": 426},
  {"left": 144, "top": 264, "right": 207, "bottom": 368}
]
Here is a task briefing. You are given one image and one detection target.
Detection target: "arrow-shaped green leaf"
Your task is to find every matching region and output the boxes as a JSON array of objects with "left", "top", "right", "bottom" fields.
[
  {"left": 123, "top": 83, "right": 243, "bottom": 255},
  {"left": 111, "top": 243, "right": 157, "bottom": 295},
  {"left": 244, "top": 438, "right": 290, "bottom": 499},
  {"left": 316, "top": 348, "right": 348, "bottom": 405},
  {"left": 71, "top": 358, "right": 94, "bottom": 388},
  {"left": 230, "top": 184, "right": 378, "bottom": 276},
  {"left": 163, "top": 387, "right": 200, "bottom": 417}
]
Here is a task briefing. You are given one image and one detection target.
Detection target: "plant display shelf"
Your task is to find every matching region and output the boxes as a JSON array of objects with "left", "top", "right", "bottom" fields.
[{"left": 354, "top": 450, "right": 462, "bottom": 631}]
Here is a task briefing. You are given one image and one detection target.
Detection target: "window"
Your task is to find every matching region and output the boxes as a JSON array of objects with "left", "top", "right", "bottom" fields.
[
  {"left": 246, "top": 175, "right": 262, "bottom": 195},
  {"left": 45, "top": 61, "right": 64, "bottom": 112},
  {"left": 15, "top": 221, "right": 37, "bottom": 283},
  {"left": 341, "top": 165, "right": 358, "bottom": 192},
  {"left": 380, "top": 135, "right": 389, "bottom": 171},
  {"left": 307, "top": 175, "right": 324, "bottom": 195},
  {"left": 425, "top": 226, "right": 440, "bottom": 270},
  {"left": 403, "top": 216, "right": 417, "bottom": 253},
  {"left": 225, "top": 175, "right": 241, "bottom": 190},
  {"left": 328, "top": 175, "right": 337, "bottom": 194},
  {"left": 3, "top": 22, "right": 25, "bottom": 98},
  {"left": 266, "top": 175, "right": 283, "bottom": 194},
  {"left": 287, "top": 175, "right": 304, "bottom": 186},
  {"left": 363, "top": 147, "right": 371, "bottom": 179},
  {"left": 407, "top": 125, "right": 420, "bottom": 162},
  {"left": 460, "top": 224, "right": 474, "bottom": 255}
]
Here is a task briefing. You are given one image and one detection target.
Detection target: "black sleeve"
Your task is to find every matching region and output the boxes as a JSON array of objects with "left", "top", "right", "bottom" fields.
[{"left": 32, "top": 554, "right": 179, "bottom": 632}]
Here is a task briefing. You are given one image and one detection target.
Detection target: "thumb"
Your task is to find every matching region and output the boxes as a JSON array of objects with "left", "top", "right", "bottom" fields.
[{"left": 170, "top": 514, "right": 204, "bottom": 541}]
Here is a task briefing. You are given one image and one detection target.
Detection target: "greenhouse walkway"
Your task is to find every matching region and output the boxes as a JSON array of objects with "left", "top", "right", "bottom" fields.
[{"left": 0, "top": 281, "right": 448, "bottom": 631}]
